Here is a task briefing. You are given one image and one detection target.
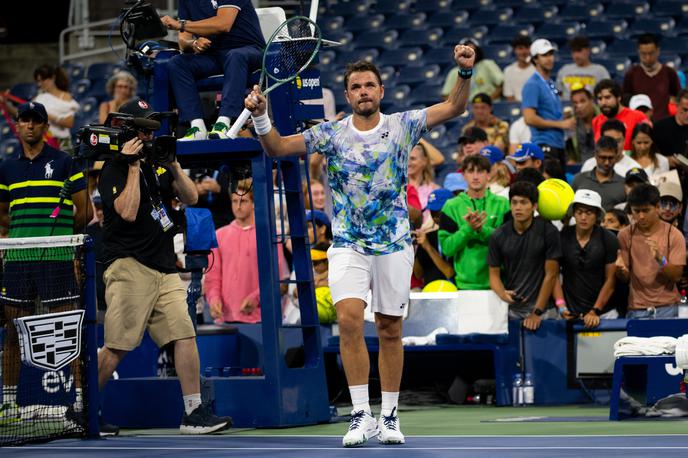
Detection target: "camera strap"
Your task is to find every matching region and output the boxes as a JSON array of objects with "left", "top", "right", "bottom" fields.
[{"left": 140, "top": 163, "right": 174, "bottom": 232}]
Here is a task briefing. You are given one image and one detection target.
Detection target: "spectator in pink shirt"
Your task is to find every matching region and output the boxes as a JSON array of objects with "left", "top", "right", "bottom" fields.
[{"left": 204, "top": 178, "right": 289, "bottom": 323}]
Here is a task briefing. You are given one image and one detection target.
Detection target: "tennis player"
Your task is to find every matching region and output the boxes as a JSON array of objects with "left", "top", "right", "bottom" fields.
[{"left": 243, "top": 45, "right": 475, "bottom": 447}]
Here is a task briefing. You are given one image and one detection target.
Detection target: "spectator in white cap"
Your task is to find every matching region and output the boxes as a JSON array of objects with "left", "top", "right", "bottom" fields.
[
  {"left": 521, "top": 38, "right": 575, "bottom": 172},
  {"left": 658, "top": 181, "right": 683, "bottom": 229},
  {"left": 552, "top": 189, "right": 619, "bottom": 328},
  {"left": 629, "top": 94, "right": 654, "bottom": 121}
]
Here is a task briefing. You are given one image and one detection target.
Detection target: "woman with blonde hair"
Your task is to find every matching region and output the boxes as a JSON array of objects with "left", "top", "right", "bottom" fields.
[{"left": 99, "top": 71, "right": 138, "bottom": 123}]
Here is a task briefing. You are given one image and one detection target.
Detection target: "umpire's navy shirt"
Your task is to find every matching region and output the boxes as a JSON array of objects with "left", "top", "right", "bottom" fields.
[{"left": 179, "top": 0, "right": 265, "bottom": 51}]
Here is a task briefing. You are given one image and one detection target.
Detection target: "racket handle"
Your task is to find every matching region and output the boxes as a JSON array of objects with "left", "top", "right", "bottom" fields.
[{"left": 227, "top": 109, "right": 252, "bottom": 139}]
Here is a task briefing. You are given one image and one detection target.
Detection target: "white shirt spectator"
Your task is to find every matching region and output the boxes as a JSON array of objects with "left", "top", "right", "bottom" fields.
[
  {"left": 503, "top": 63, "right": 536, "bottom": 102},
  {"left": 508, "top": 116, "right": 531, "bottom": 153}
]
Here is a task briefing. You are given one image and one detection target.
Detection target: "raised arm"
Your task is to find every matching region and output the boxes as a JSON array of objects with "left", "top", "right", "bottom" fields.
[
  {"left": 244, "top": 85, "right": 308, "bottom": 158},
  {"left": 425, "top": 45, "right": 476, "bottom": 130}
]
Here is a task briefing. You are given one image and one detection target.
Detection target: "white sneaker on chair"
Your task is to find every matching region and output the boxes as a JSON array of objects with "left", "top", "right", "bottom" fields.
[
  {"left": 342, "top": 410, "right": 379, "bottom": 447},
  {"left": 378, "top": 407, "right": 405, "bottom": 445}
]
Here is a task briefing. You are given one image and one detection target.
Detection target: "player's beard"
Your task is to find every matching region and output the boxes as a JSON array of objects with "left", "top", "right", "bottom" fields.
[{"left": 353, "top": 98, "right": 379, "bottom": 117}]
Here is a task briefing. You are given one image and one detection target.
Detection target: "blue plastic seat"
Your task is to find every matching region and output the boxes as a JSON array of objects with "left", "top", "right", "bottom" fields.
[
  {"left": 513, "top": 5, "right": 558, "bottom": 24},
  {"left": 384, "top": 12, "right": 426, "bottom": 30},
  {"left": 493, "top": 0, "right": 532, "bottom": 7},
  {"left": 535, "top": 21, "right": 581, "bottom": 43},
  {"left": 424, "top": 124, "right": 447, "bottom": 144},
  {"left": 378, "top": 66, "right": 398, "bottom": 86},
  {"left": 381, "top": 85, "right": 412, "bottom": 110},
  {"left": 328, "top": 0, "right": 372, "bottom": 17},
  {"left": 324, "top": 31, "right": 355, "bottom": 52},
  {"left": 79, "top": 96, "right": 98, "bottom": 118},
  {"left": 441, "top": 26, "right": 489, "bottom": 46},
  {"left": 557, "top": 3, "right": 603, "bottom": 21},
  {"left": 0, "top": 138, "right": 21, "bottom": 160},
  {"left": 407, "top": 84, "right": 443, "bottom": 105},
  {"left": 71, "top": 78, "right": 92, "bottom": 101},
  {"left": 344, "top": 14, "right": 385, "bottom": 34},
  {"left": 450, "top": 0, "right": 490, "bottom": 10},
  {"left": 469, "top": 8, "right": 513, "bottom": 26},
  {"left": 663, "top": 54, "right": 682, "bottom": 71},
  {"left": 606, "top": 39, "right": 637, "bottom": 57},
  {"left": 318, "top": 50, "right": 337, "bottom": 67},
  {"left": 482, "top": 44, "right": 512, "bottom": 62},
  {"left": 558, "top": 39, "right": 607, "bottom": 57},
  {"left": 399, "top": 28, "right": 444, "bottom": 49},
  {"left": 379, "top": 47, "right": 425, "bottom": 68},
  {"left": 320, "top": 16, "right": 345, "bottom": 34},
  {"left": 86, "top": 62, "right": 120, "bottom": 81},
  {"left": 412, "top": 0, "right": 453, "bottom": 13},
  {"left": 604, "top": 2, "right": 649, "bottom": 19},
  {"left": 374, "top": 0, "right": 412, "bottom": 14},
  {"left": 10, "top": 82, "right": 37, "bottom": 102},
  {"left": 585, "top": 19, "right": 628, "bottom": 40},
  {"left": 320, "top": 66, "right": 347, "bottom": 89},
  {"left": 597, "top": 57, "right": 632, "bottom": 79},
  {"left": 63, "top": 62, "right": 85, "bottom": 81},
  {"left": 396, "top": 65, "right": 442, "bottom": 87},
  {"left": 353, "top": 30, "right": 399, "bottom": 50},
  {"left": 0, "top": 120, "right": 12, "bottom": 142},
  {"left": 492, "top": 101, "right": 522, "bottom": 120},
  {"left": 424, "top": 46, "right": 456, "bottom": 66},
  {"left": 486, "top": 24, "right": 534, "bottom": 44},
  {"left": 652, "top": 0, "right": 688, "bottom": 17},
  {"left": 426, "top": 11, "right": 469, "bottom": 29},
  {"left": 659, "top": 37, "right": 688, "bottom": 58},
  {"left": 85, "top": 78, "right": 109, "bottom": 103},
  {"left": 335, "top": 48, "right": 379, "bottom": 67},
  {"left": 628, "top": 17, "right": 676, "bottom": 37}
]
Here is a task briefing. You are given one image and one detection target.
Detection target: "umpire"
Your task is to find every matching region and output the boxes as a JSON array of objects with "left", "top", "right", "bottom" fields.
[{"left": 96, "top": 99, "right": 230, "bottom": 434}]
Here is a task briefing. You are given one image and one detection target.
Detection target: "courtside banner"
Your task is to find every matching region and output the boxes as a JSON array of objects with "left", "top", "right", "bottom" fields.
[{"left": 14, "top": 310, "right": 85, "bottom": 371}]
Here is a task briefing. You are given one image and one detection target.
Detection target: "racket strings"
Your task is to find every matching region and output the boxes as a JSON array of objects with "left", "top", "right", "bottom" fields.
[{"left": 267, "top": 19, "right": 320, "bottom": 82}]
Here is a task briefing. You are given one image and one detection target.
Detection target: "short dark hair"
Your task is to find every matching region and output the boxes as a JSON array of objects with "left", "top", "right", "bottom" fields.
[
  {"left": 677, "top": 89, "right": 688, "bottom": 103},
  {"left": 344, "top": 60, "right": 382, "bottom": 89},
  {"left": 512, "top": 34, "right": 532, "bottom": 48},
  {"left": 463, "top": 154, "right": 491, "bottom": 173},
  {"left": 568, "top": 35, "right": 590, "bottom": 51},
  {"left": 637, "top": 33, "right": 659, "bottom": 47},
  {"left": 596, "top": 136, "right": 619, "bottom": 153},
  {"left": 543, "top": 158, "right": 565, "bottom": 180},
  {"left": 513, "top": 167, "right": 545, "bottom": 186},
  {"left": 593, "top": 79, "right": 621, "bottom": 99},
  {"left": 627, "top": 183, "right": 660, "bottom": 207},
  {"left": 509, "top": 180, "right": 538, "bottom": 204},
  {"left": 601, "top": 118, "right": 626, "bottom": 137},
  {"left": 609, "top": 208, "right": 630, "bottom": 227}
]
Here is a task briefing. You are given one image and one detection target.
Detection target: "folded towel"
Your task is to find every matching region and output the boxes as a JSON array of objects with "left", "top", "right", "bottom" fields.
[
  {"left": 402, "top": 327, "right": 449, "bottom": 346},
  {"left": 613, "top": 336, "right": 678, "bottom": 358}
]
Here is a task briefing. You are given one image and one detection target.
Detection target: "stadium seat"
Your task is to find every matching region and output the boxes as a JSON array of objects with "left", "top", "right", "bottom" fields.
[
  {"left": 85, "top": 79, "right": 109, "bottom": 103},
  {"left": 320, "top": 67, "right": 347, "bottom": 89},
  {"left": 407, "top": 84, "right": 443, "bottom": 105},
  {"left": 71, "top": 78, "right": 92, "bottom": 101},
  {"left": 628, "top": 17, "right": 676, "bottom": 37},
  {"left": 513, "top": 5, "right": 558, "bottom": 24},
  {"left": 486, "top": 24, "right": 534, "bottom": 44},
  {"left": 441, "top": 26, "right": 489, "bottom": 46},
  {"left": 395, "top": 64, "right": 442, "bottom": 87},
  {"left": 652, "top": 0, "right": 688, "bottom": 17},
  {"left": 399, "top": 28, "right": 444, "bottom": 49},
  {"left": 604, "top": 2, "right": 650, "bottom": 19},
  {"left": 379, "top": 47, "right": 425, "bottom": 68},
  {"left": 86, "top": 62, "right": 120, "bottom": 81},
  {"left": 324, "top": 31, "right": 355, "bottom": 51},
  {"left": 378, "top": 66, "right": 398, "bottom": 86},
  {"left": 423, "top": 46, "right": 456, "bottom": 67},
  {"left": 0, "top": 121, "right": 12, "bottom": 142},
  {"left": 469, "top": 8, "right": 513, "bottom": 26},
  {"left": 539, "top": 0, "right": 567, "bottom": 5},
  {"left": 559, "top": 40, "right": 607, "bottom": 57},
  {"left": 328, "top": 0, "right": 373, "bottom": 17},
  {"left": 424, "top": 124, "right": 447, "bottom": 144},
  {"left": 411, "top": 0, "right": 453, "bottom": 13},
  {"left": 452, "top": 0, "right": 494, "bottom": 11},
  {"left": 374, "top": 0, "right": 412, "bottom": 14},
  {"left": 557, "top": 4, "right": 603, "bottom": 21},
  {"left": 606, "top": 38, "right": 637, "bottom": 57},
  {"left": 492, "top": 101, "right": 522, "bottom": 121},
  {"left": 663, "top": 54, "right": 682, "bottom": 70},
  {"left": 385, "top": 85, "right": 412, "bottom": 108},
  {"left": 63, "top": 62, "right": 85, "bottom": 81},
  {"left": 78, "top": 97, "right": 98, "bottom": 121},
  {"left": 426, "top": 11, "right": 469, "bottom": 29},
  {"left": 597, "top": 57, "right": 632, "bottom": 79},
  {"left": 344, "top": 14, "right": 385, "bottom": 34},
  {"left": 0, "top": 138, "right": 20, "bottom": 160},
  {"left": 10, "top": 82, "right": 37, "bottom": 102},
  {"left": 493, "top": 0, "right": 532, "bottom": 7},
  {"left": 320, "top": 16, "right": 345, "bottom": 34},
  {"left": 335, "top": 49, "right": 380, "bottom": 67},
  {"left": 384, "top": 12, "right": 427, "bottom": 30},
  {"left": 482, "top": 44, "right": 512, "bottom": 62},
  {"left": 585, "top": 19, "right": 628, "bottom": 40},
  {"left": 353, "top": 30, "right": 399, "bottom": 50},
  {"left": 659, "top": 37, "right": 688, "bottom": 58},
  {"left": 535, "top": 21, "right": 581, "bottom": 44},
  {"left": 318, "top": 50, "right": 337, "bottom": 67}
]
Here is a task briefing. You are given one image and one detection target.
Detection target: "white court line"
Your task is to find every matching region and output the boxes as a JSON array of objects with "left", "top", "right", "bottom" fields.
[
  {"left": 132, "top": 433, "right": 688, "bottom": 438},
  {"left": 11, "top": 446, "right": 688, "bottom": 451}
]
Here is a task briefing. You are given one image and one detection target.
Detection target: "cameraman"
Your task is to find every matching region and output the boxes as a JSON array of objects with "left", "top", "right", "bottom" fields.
[{"left": 96, "top": 99, "right": 231, "bottom": 434}]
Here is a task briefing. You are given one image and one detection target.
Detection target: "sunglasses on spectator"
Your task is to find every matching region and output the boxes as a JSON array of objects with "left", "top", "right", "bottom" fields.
[{"left": 659, "top": 199, "right": 680, "bottom": 211}]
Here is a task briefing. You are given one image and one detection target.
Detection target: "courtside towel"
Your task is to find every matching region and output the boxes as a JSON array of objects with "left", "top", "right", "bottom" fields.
[{"left": 613, "top": 336, "right": 678, "bottom": 357}]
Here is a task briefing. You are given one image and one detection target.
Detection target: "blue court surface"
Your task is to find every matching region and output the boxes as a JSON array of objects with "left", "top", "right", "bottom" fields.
[{"left": 5, "top": 434, "right": 688, "bottom": 457}]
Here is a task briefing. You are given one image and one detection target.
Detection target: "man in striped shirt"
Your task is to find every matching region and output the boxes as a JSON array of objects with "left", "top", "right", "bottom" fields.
[{"left": 0, "top": 101, "right": 91, "bottom": 425}]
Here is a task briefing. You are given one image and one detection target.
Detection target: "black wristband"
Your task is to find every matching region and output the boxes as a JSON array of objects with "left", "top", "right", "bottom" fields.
[
  {"left": 458, "top": 67, "right": 473, "bottom": 80},
  {"left": 125, "top": 154, "right": 140, "bottom": 165},
  {"left": 592, "top": 308, "right": 603, "bottom": 316},
  {"left": 179, "top": 19, "right": 186, "bottom": 32},
  {"left": 533, "top": 308, "right": 543, "bottom": 316}
]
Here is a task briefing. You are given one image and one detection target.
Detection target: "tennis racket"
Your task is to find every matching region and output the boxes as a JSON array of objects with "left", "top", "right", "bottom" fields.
[{"left": 227, "top": 16, "right": 322, "bottom": 139}]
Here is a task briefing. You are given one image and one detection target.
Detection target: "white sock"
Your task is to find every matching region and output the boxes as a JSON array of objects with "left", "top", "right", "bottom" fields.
[
  {"left": 191, "top": 119, "right": 207, "bottom": 133},
  {"left": 215, "top": 116, "right": 230, "bottom": 127},
  {"left": 3, "top": 386, "right": 17, "bottom": 405},
  {"left": 183, "top": 393, "right": 202, "bottom": 415},
  {"left": 349, "top": 384, "right": 370, "bottom": 414},
  {"left": 380, "top": 391, "right": 399, "bottom": 417}
]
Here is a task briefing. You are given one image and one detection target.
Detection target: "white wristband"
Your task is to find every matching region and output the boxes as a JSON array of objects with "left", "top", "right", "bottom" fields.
[{"left": 251, "top": 113, "right": 271, "bottom": 136}]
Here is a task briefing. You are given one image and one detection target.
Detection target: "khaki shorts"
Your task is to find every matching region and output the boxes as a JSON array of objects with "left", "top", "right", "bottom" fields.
[{"left": 103, "top": 257, "right": 195, "bottom": 351}]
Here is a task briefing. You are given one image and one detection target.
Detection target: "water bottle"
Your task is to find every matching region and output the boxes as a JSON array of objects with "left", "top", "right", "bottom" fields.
[
  {"left": 523, "top": 373, "right": 535, "bottom": 405},
  {"left": 512, "top": 374, "right": 523, "bottom": 406},
  {"left": 679, "top": 290, "right": 688, "bottom": 318}
]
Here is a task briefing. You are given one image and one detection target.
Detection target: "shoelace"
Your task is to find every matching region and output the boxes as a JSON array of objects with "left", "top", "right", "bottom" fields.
[
  {"left": 348, "top": 410, "right": 366, "bottom": 430},
  {"left": 381, "top": 407, "right": 398, "bottom": 431}
]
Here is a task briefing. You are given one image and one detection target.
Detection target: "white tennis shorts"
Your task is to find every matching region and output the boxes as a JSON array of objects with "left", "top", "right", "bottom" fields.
[{"left": 327, "top": 244, "right": 414, "bottom": 317}]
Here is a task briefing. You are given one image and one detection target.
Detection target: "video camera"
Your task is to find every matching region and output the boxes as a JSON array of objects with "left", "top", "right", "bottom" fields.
[{"left": 76, "top": 112, "right": 176, "bottom": 164}]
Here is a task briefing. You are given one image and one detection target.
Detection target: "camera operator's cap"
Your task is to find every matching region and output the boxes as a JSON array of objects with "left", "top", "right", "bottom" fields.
[
  {"left": 659, "top": 180, "right": 683, "bottom": 202},
  {"left": 629, "top": 94, "right": 653, "bottom": 111},
  {"left": 426, "top": 188, "right": 454, "bottom": 211},
  {"left": 569, "top": 189, "right": 605, "bottom": 215},
  {"left": 471, "top": 93, "right": 492, "bottom": 106},
  {"left": 443, "top": 172, "right": 468, "bottom": 192},
  {"left": 305, "top": 209, "right": 331, "bottom": 229},
  {"left": 480, "top": 145, "right": 504, "bottom": 165},
  {"left": 17, "top": 101, "right": 48, "bottom": 123},
  {"left": 118, "top": 98, "right": 162, "bottom": 129},
  {"left": 509, "top": 143, "right": 544, "bottom": 162},
  {"left": 458, "top": 126, "right": 488, "bottom": 144},
  {"left": 530, "top": 38, "right": 555, "bottom": 61},
  {"left": 625, "top": 167, "right": 649, "bottom": 184}
]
